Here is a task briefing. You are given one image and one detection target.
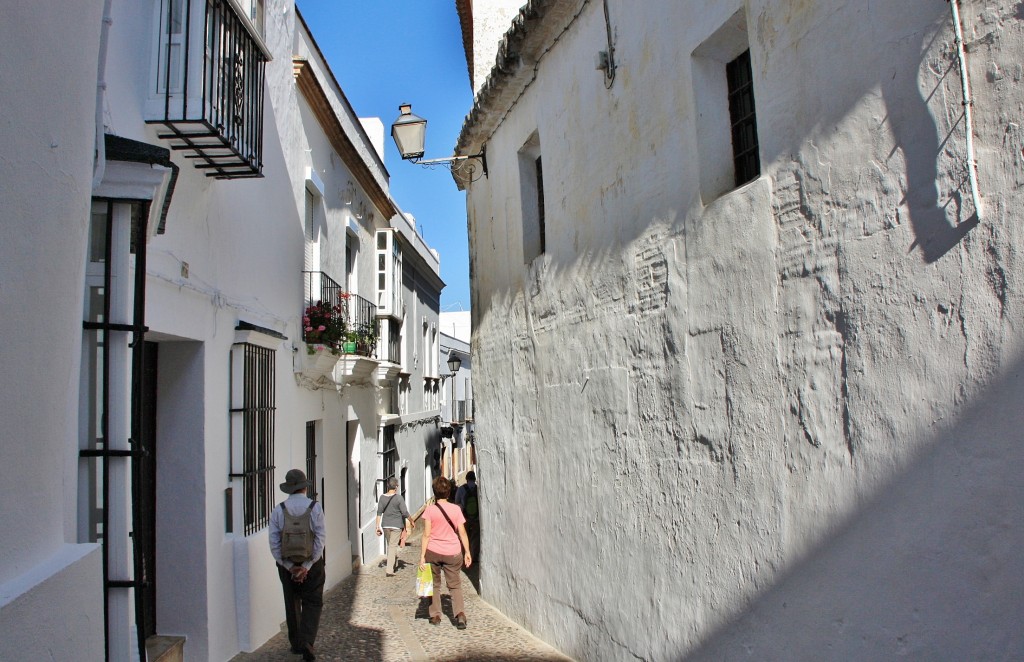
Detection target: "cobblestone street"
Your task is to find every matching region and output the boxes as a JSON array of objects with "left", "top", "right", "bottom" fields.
[{"left": 232, "top": 531, "right": 573, "bottom": 662}]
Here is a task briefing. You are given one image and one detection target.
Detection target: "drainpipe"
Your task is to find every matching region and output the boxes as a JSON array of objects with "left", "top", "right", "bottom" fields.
[
  {"left": 949, "top": 0, "right": 983, "bottom": 222},
  {"left": 92, "top": 0, "right": 114, "bottom": 189}
]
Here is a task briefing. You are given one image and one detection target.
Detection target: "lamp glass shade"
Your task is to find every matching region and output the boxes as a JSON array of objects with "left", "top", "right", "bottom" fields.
[
  {"left": 447, "top": 354, "right": 462, "bottom": 374},
  {"left": 391, "top": 104, "right": 427, "bottom": 160}
]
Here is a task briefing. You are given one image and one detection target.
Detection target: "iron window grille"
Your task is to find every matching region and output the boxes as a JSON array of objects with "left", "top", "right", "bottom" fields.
[
  {"left": 149, "top": 0, "right": 267, "bottom": 178},
  {"left": 302, "top": 270, "right": 349, "bottom": 350},
  {"left": 305, "top": 421, "right": 318, "bottom": 502},
  {"left": 726, "top": 49, "right": 760, "bottom": 187},
  {"left": 382, "top": 425, "right": 397, "bottom": 485},
  {"left": 229, "top": 342, "right": 276, "bottom": 535},
  {"left": 536, "top": 155, "right": 546, "bottom": 254},
  {"left": 81, "top": 199, "right": 153, "bottom": 662}
]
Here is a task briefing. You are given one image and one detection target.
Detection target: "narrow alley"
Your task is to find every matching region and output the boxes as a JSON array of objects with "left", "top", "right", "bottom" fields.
[{"left": 231, "top": 529, "right": 572, "bottom": 662}]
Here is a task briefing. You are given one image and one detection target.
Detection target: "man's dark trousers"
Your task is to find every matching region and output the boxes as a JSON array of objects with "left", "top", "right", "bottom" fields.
[{"left": 277, "top": 557, "right": 325, "bottom": 652}]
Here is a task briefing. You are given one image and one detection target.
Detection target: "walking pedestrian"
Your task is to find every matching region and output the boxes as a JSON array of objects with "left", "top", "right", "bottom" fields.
[
  {"left": 269, "top": 469, "right": 326, "bottom": 661},
  {"left": 419, "top": 475, "right": 473, "bottom": 629},
  {"left": 376, "top": 477, "right": 413, "bottom": 576},
  {"left": 454, "top": 471, "right": 480, "bottom": 559}
]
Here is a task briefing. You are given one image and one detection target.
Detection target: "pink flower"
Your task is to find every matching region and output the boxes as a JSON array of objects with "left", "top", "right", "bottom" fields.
[
  {"left": 318, "top": 325, "right": 326, "bottom": 332},
  {"left": 305, "top": 326, "right": 313, "bottom": 332}
]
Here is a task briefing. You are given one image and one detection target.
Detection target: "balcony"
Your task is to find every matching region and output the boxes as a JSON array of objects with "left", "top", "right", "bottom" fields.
[
  {"left": 148, "top": 0, "right": 267, "bottom": 179},
  {"left": 299, "top": 272, "right": 379, "bottom": 385}
]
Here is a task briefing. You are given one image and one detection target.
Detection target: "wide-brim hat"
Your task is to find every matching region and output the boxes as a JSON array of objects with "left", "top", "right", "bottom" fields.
[{"left": 280, "top": 469, "right": 310, "bottom": 494}]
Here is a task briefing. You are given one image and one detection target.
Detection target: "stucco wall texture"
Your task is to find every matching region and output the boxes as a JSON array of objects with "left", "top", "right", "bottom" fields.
[{"left": 463, "top": 1, "right": 1024, "bottom": 660}]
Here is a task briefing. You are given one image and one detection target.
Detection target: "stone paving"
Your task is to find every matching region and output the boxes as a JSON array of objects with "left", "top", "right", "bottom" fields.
[{"left": 231, "top": 530, "right": 573, "bottom": 662}]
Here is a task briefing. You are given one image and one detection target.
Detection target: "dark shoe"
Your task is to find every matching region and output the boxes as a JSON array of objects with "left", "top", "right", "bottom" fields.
[
  {"left": 302, "top": 642, "right": 316, "bottom": 661},
  {"left": 456, "top": 612, "right": 467, "bottom": 630},
  {"left": 429, "top": 615, "right": 441, "bottom": 625}
]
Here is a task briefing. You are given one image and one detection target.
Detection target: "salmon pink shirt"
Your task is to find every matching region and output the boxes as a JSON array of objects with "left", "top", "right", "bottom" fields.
[{"left": 423, "top": 501, "right": 466, "bottom": 556}]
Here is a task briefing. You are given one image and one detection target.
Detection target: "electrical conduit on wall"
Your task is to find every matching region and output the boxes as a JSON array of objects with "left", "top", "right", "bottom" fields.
[{"left": 949, "top": 0, "right": 983, "bottom": 222}]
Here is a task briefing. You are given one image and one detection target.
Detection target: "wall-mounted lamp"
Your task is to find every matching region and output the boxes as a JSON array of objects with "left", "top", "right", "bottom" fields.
[
  {"left": 446, "top": 351, "right": 462, "bottom": 424},
  {"left": 391, "top": 104, "right": 487, "bottom": 184}
]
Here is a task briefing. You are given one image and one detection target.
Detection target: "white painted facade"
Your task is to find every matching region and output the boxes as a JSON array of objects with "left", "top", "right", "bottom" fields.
[
  {"left": 1, "top": 2, "right": 444, "bottom": 660},
  {"left": 457, "top": 0, "right": 1024, "bottom": 660},
  {"left": 440, "top": 332, "right": 474, "bottom": 478},
  {"left": 440, "top": 310, "right": 472, "bottom": 344},
  {"left": 0, "top": 2, "right": 105, "bottom": 659}
]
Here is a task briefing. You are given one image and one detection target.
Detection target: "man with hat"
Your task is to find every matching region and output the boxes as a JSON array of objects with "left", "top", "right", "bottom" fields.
[{"left": 269, "top": 469, "right": 326, "bottom": 661}]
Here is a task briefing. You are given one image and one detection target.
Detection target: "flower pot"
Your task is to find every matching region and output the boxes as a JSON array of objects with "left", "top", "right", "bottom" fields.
[{"left": 343, "top": 341, "right": 357, "bottom": 353}]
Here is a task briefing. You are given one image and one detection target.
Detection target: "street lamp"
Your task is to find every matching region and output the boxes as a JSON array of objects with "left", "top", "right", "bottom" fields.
[
  {"left": 447, "top": 352, "right": 462, "bottom": 423},
  {"left": 390, "top": 104, "right": 487, "bottom": 183}
]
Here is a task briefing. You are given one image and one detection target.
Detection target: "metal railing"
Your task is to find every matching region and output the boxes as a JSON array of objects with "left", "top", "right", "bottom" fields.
[
  {"left": 302, "top": 273, "right": 380, "bottom": 357},
  {"left": 347, "top": 293, "right": 378, "bottom": 358},
  {"left": 149, "top": 0, "right": 266, "bottom": 178},
  {"left": 302, "top": 271, "right": 348, "bottom": 350}
]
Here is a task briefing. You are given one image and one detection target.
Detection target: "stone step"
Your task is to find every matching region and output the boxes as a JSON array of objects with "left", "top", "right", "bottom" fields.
[{"left": 146, "top": 635, "right": 186, "bottom": 662}]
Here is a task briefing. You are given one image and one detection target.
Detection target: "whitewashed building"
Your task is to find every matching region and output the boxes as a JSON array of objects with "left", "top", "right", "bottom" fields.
[
  {"left": 456, "top": 0, "right": 1024, "bottom": 660},
  {"left": 0, "top": 1, "right": 443, "bottom": 660},
  {"left": 439, "top": 331, "right": 474, "bottom": 478}
]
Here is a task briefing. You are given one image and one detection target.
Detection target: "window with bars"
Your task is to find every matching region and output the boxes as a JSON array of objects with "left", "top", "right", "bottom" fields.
[
  {"left": 518, "top": 133, "right": 545, "bottom": 263},
  {"left": 726, "top": 49, "right": 760, "bottom": 187},
  {"left": 305, "top": 420, "right": 318, "bottom": 502},
  {"left": 382, "top": 425, "right": 397, "bottom": 485},
  {"left": 231, "top": 343, "right": 276, "bottom": 535}
]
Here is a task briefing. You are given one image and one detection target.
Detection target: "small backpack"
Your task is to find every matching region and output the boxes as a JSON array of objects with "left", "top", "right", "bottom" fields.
[
  {"left": 280, "top": 501, "right": 316, "bottom": 563},
  {"left": 464, "top": 485, "right": 479, "bottom": 519}
]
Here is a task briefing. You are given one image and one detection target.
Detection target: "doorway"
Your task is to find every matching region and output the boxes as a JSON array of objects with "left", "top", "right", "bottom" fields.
[{"left": 135, "top": 341, "right": 159, "bottom": 638}]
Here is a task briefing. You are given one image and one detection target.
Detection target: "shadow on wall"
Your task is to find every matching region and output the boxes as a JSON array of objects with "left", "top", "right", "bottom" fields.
[
  {"left": 683, "top": 353, "right": 1024, "bottom": 661},
  {"left": 880, "top": 12, "right": 979, "bottom": 263},
  {"left": 471, "top": 0, "right": 980, "bottom": 326}
]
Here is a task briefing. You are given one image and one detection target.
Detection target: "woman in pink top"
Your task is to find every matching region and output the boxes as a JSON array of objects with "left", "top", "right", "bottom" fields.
[{"left": 419, "top": 475, "right": 473, "bottom": 628}]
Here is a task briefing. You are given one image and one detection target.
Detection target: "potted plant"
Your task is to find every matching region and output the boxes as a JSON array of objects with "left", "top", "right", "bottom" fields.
[
  {"left": 342, "top": 330, "right": 358, "bottom": 354},
  {"left": 353, "top": 321, "right": 378, "bottom": 357},
  {"left": 303, "top": 300, "right": 347, "bottom": 354}
]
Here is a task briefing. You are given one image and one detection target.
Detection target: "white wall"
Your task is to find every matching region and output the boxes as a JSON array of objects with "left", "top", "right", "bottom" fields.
[
  {"left": 469, "top": 0, "right": 526, "bottom": 97},
  {"left": 0, "top": 1, "right": 105, "bottom": 658},
  {"left": 464, "top": 0, "right": 1024, "bottom": 659}
]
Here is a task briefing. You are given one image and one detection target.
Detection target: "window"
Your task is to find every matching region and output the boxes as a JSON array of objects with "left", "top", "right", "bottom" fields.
[
  {"left": 305, "top": 421, "right": 319, "bottom": 502},
  {"left": 518, "top": 133, "right": 545, "bottom": 263},
  {"left": 345, "top": 234, "right": 355, "bottom": 294},
  {"left": 231, "top": 342, "right": 276, "bottom": 535},
  {"left": 80, "top": 200, "right": 147, "bottom": 544},
  {"left": 727, "top": 50, "right": 760, "bottom": 187},
  {"left": 240, "top": 0, "right": 265, "bottom": 35},
  {"left": 155, "top": 0, "right": 185, "bottom": 94},
  {"left": 691, "top": 10, "right": 758, "bottom": 201},
  {"left": 382, "top": 425, "right": 397, "bottom": 485},
  {"left": 376, "top": 230, "right": 402, "bottom": 316},
  {"left": 304, "top": 188, "right": 317, "bottom": 272},
  {"left": 147, "top": 0, "right": 268, "bottom": 178}
]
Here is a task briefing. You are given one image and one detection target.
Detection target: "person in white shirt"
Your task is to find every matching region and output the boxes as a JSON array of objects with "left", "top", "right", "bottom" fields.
[{"left": 269, "top": 469, "right": 326, "bottom": 661}]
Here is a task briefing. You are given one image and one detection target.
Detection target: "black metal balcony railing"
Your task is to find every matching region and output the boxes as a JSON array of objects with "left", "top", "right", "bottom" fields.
[
  {"left": 347, "top": 293, "right": 379, "bottom": 358},
  {"left": 302, "top": 272, "right": 378, "bottom": 357},
  {"left": 303, "top": 271, "right": 348, "bottom": 350},
  {"left": 148, "top": 0, "right": 266, "bottom": 179}
]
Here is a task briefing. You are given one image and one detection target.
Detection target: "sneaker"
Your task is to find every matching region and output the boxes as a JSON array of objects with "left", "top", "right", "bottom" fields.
[{"left": 455, "top": 612, "right": 467, "bottom": 630}]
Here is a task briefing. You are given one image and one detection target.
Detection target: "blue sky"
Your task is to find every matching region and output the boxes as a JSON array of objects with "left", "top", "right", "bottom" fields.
[{"left": 296, "top": 0, "right": 475, "bottom": 312}]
